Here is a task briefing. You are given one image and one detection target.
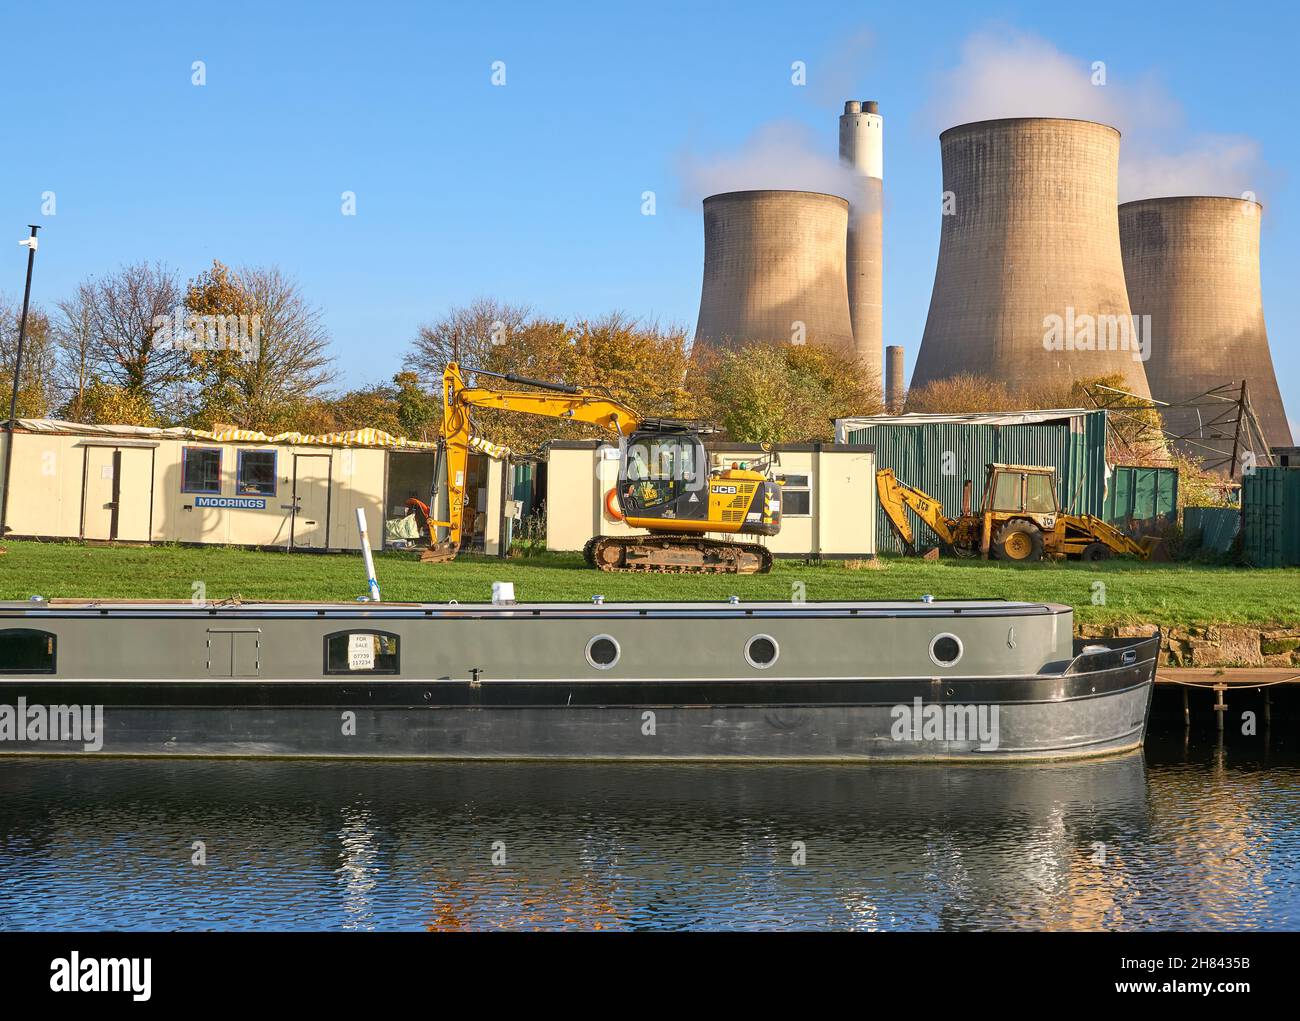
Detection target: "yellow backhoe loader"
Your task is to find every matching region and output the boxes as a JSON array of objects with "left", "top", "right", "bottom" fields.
[
  {"left": 421, "top": 362, "right": 782, "bottom": 573},
  {"left": 876, "top": 463, "right": 1165, "bottom": 562}
]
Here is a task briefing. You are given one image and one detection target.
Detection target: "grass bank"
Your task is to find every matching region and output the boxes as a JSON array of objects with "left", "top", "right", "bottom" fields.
[{"left": 1, "top": 540, "right": 1297, "bottom": 628}]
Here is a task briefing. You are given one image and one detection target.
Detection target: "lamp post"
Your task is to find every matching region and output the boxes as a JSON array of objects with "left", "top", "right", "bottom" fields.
[{"left": 1, "top": 225, "right": 41, "bottom": 537}]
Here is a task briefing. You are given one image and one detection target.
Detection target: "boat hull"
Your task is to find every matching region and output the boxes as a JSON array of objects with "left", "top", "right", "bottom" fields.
[
  {"left": 0, "top": 600, "right": 1158, "bottom": 762},
  {"left": 0, "top": 648, "right": 1156, "bottom": 763}
]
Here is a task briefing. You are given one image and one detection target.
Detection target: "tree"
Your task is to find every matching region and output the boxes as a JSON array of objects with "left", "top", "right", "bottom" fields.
[
  {"left": 904, "top": 373, "right": 1019, "bottom": 414},
  {"left": 406, "top": 302, "right": 703, "bottom": 453},
  {"left": 183, "top": 262, "right": 336, "bottom": 431},
  {"left": 394, "top": 371, "right": 439, "bottom": 440},
  {"left": 78, "top": 380, "right": 158, "bottom": 426},
  {"left": 569, "top": 313, "right": 694, "bottom": 421},
  {"left": 689, "top": 341, "right": 883, "bottom": 443},
  {"left": 405, "top": 297, "right": 532, "bottom": 379},
  {"left": 0, "top": 295, "right": 55, "bottom": 418},
  {"left": 50, "top": 282, "right": 99, "bottom": 421},
  {"left": 81, "top": 262, "right": 187, "bottom": 412}
]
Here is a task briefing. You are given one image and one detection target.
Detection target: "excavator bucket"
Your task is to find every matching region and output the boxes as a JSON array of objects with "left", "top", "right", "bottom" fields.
[{"left": 420, "top": 541, "right": 459, "bottom": 564}]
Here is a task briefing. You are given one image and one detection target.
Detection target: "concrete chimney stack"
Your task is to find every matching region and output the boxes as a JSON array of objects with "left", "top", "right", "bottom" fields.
[
  {"left": 839, "top": 99, "right": 883, "bottom": 392},
  {"left": 885, "top": 345, "right": 905, "bottom": 412}
]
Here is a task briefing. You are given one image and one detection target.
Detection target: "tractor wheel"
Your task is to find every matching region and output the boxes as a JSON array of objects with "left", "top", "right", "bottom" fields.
[
  {"left": 1081, "top": 541, "right": 1113, "bottom": 562},
  {"left": 992, "top": 520, "right": 1044, "bottom": 562}
]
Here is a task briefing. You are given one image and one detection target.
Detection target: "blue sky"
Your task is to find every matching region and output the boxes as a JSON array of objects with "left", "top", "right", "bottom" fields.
[{"left": 2, "top": 0, "right": 1295, "bottom": 428}]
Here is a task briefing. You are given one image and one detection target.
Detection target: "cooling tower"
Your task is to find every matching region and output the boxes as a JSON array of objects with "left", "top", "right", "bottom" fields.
[
  {"left": 694, "top": 190, "right": 854, "bottom": 351},
  {"left": 839, "top": 100, "right": 884, "bottom": 385},
  {"left": 1120, "top": 196, "right": 1293, "bottom": 460},
  {"left": 912, "top": 118, "right": 1151, "bottom": 399}
]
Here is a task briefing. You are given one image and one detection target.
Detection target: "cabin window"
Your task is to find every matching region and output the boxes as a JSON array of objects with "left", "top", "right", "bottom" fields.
[
  {"left": 991, "top": 472, "right": 1021, "bottom": 512},
  {"left": 780, "top": 474, "right": 811, "bottom": 516},
  {"left": 745, "top": 634, "right": 779, "bottom": 669},
  {"left": 324, "top": 631, "right": 400, "bottom": 674},
  {"left": 929, "top": 633, "right": 963, "bottom": 668},
  {"left": 182, "top": 447, "right": 222, "bottom": 494},
  {"left": 585, "top": 634, "right": 620, "bottom": 670},
  {"left": 0, "top": 629, "right": 57, "bottom": 674},
  {"left": 1024, "top": 474, "right": 1056, "bottom": 514},
  {"left": 237, "top": 450, "right": 277, "bottom": 496},
  {"left": 620, "top": 435, "right": 701, "bottom": 511}
]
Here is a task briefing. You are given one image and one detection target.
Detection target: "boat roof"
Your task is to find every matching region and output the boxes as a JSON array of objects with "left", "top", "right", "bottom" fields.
[{"left": 0, "top": 598, "right": 1071, "bottom": 619}]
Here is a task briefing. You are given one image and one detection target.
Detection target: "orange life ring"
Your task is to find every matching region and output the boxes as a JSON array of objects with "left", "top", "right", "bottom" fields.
[{"left": 605, "top": 487, "right": 624, "bottom": 521}]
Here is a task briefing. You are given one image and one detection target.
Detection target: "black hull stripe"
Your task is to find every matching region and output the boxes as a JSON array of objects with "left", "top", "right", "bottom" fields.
[{"left": 0, "top": 667, "right": 1154, "bottom": 709}]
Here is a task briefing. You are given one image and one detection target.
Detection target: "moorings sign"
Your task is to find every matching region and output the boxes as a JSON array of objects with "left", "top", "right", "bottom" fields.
[{"left": 194, "top": 496, "right": 267, "bottom": 509}]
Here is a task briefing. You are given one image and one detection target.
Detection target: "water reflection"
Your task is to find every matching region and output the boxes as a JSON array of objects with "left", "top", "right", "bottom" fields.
[{"left": 0, "top": 744, "right": 1296, "bottom": 930}]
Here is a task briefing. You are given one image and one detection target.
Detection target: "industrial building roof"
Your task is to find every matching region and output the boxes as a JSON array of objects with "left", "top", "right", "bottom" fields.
[
  {"left": 834, "top": 408, "right": 1098, "bottom": 442},
  {"left": 6, "top": 417, "right": 508, "bottom": 459}
]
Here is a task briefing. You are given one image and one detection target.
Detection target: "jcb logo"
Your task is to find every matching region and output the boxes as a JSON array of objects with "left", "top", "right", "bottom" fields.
[{"left": 711, "top": 485, "right": 738, "bottom": 495}]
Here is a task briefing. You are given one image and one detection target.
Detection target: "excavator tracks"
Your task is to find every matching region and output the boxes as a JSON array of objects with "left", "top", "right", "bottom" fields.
[{"left": 583, "top": 535, "right": 774, "bottom": 574}]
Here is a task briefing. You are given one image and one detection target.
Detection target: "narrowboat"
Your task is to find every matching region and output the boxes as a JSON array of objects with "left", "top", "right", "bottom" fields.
[{"left": 0, "top": 598, "right": 1157, "bottom": 761}]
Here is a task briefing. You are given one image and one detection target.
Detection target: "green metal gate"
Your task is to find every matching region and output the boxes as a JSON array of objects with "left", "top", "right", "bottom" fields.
[
  {"left": 1242, "top": 468, "right": 1300, "bottom": 567},
  {"left": 1103, "top": 465, "right": 1179, "bottom": 537}
]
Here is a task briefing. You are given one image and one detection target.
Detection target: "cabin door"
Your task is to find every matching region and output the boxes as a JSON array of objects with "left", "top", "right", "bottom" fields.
[
  {"left": 82, "top": 445, "right": 153, "bottom": 541},
  {"left": 292, "top": 454, "right": 331, "bottom": 549},
  {"left": 207, "top": 629, "right": 261, "bottom": 677}
]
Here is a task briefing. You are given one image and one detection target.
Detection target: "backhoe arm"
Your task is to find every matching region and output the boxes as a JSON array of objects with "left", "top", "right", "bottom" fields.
[{"left": 876, "top": 468, "right": 959, "bottom": 555}]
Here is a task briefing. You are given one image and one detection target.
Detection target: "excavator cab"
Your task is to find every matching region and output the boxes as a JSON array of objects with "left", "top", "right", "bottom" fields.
[
  {"left": 983, "top": 465, "right": 1061, "bottom": 517},
  {"left": 618, "top": 429, "right": 708, "bottom": 523},
  {"left": 617, "top": 428, "right": 780, "bottom": 539}
]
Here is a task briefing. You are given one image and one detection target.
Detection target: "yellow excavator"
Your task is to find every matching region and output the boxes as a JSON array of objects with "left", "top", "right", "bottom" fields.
[
  {"left": 876, "top": 463, "right": 1164, "bottom": 562},
  {"left": 421, "top": 362, "right": 782, "bottom": 573}
]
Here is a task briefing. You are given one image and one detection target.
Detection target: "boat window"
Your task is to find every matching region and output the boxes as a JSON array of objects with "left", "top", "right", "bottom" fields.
[
  {"left": 0, "top": 629, "right": 57, "bottom": 674},
  {"left": 745, "top": 634, "right": 779, "bottom": 668},
  {"left": 929, "top": 633, "right": 963, "bottom": 668},
  {"left": 585, "top": 634, "right": 620, "bottom": 669},
  {"left": 324, "top": 631, "right": 400, "bottom": 674},
  {"left": 237, "top": 450, "right": 277, "bottom": 497},
  {"left": 1024, "top": 474, "right": 1056, "bottom": 513},
  {"left": 182, "top": 447, "right": 222, "bottom": 494}
]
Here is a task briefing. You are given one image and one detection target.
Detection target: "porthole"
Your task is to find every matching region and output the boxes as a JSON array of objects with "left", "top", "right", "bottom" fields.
[
  {"left": 745, "top": 634, "right": 779, "bottom": 669},
  {"left": 585, "top": 634, "right": 620, "bottom": 670},
  {"left": 929, "top": 633, "right": 963, "bottom": 668}
]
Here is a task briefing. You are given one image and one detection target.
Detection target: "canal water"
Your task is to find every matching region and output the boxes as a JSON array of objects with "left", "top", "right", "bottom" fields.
[{"left": 1, "top": 734, "right": 1297, "bottom": 931}]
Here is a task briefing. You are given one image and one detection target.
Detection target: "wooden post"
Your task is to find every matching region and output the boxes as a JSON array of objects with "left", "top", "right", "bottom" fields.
[
  {"left": 1264, "top": 689, "right": 1272, "bottom": 727},
  {"left": 1213, "top": 684, "right": 1227, "bottom": 732},
  {"left": 1182, "top": 686, "right": 1190, "bottom": 727}
]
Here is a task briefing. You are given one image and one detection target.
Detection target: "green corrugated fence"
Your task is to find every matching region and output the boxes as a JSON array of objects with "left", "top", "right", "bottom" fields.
[
  {"left": 1183, "top": 506, "right": 1239, "bottom": 555},
  {"left": 1242, "top": 467, "right": 1300, "bottom": 567},
  {"left": 847, "top": 412, "right": 1108, "bottom": 553},
  {"left": 1102, "top": 465, "right": 1179, "bottom": 537}
]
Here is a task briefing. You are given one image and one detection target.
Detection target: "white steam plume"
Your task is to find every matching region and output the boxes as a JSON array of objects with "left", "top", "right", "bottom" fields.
[
  {"left": 924, "top": 28, "right": 1269, "bottom": 202},
  {"left": 675, "top": 121, "right": 860, "bottom": 207}
]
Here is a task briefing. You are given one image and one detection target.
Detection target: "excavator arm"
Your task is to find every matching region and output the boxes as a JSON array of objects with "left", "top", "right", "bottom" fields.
[
  {"left": 423, "top": 362, "right": 644, "bottom": 560},
  {"left": 1060, "top": 514, "right": 1164, "bottom": 561},
  {"left": 875, "top": 468, "right": 960, "bottom": 555}
]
